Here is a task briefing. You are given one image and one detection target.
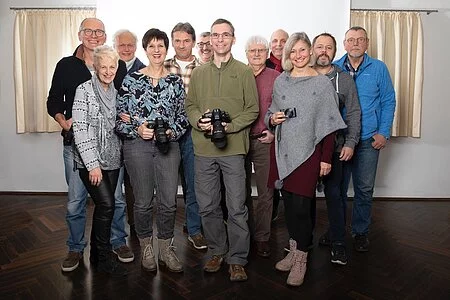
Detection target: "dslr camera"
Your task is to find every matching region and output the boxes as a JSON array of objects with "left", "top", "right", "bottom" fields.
[
  {"left": 280, "top": 107, "right": 297, "bottom": 118},
  {"left": 201, "top": 108, "right": 231, "bottom": 149},
  {"left": 147, "top": 117, "right": 170, "bottom": 153}
]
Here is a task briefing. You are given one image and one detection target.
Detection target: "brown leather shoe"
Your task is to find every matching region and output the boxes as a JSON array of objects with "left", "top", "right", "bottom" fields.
[
  {"left": 229, "top": 264, "right": 248, "bottom": 281},
  {"left": 255, "top": 241, "right": 271, "bottom": 257},
  {"left": 203, "top": 255, "right": 223, "bottom": 272}
]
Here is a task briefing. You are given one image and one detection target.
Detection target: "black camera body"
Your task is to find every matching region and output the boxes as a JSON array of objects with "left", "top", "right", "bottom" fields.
[
  {"left": 147, "top": 117, "right": 169, "bottom": 153},
  {"left": 202, "top": 109, "right": 231, "bottom": 149},
  {"left": 280, "top": 107, "right": 297, "bottom": 118}
]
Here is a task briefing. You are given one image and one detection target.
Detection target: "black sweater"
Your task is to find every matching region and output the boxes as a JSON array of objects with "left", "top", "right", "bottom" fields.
[{"left": 47, "top": 45, "right": 126, "bottom": 120}]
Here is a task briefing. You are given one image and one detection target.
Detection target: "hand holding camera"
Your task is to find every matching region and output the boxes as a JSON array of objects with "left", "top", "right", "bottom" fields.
[
  {"left": 199, "top": 108, "right": 231, "bottom": 149},
  {"left": 271, "top": 107, "right": 297, "bottom": 126}
]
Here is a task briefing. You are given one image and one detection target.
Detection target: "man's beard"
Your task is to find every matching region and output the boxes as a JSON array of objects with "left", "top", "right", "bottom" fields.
[{"left": 316, "top": 54, "right": 331, "bottom": 67}]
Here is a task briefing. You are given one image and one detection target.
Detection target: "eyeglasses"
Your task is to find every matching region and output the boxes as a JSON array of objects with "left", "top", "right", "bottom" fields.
[
  {"left": 197, "top": 42, "right": 211, "bottom": 48},
  {"left": 211, "top": 32, "right": 233, "bottom": 40},
  {"left": 247, "top": 48, "right": 268, "bottom": 54},
  {"left": 81, "top": 28, "right": 105, "bottom": 37},
  {"left": 345, "top": 37, "right": 367, "bottom": 44}
]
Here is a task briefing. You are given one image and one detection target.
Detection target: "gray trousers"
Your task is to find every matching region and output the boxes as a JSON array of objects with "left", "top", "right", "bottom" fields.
[
  {"left": 195, "top": 155, "right": 250, "bottom": 266},
  {"left": 245, "top": 139, "right": 273, "bottom": 242},
  {"left": 123, "top": 139, "right": 180, "bottom": 240}
]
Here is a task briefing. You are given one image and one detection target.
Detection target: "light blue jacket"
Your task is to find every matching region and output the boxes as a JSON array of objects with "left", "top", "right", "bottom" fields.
[{"left": 335, "top": 53, "right": 396, "bottom": 141}]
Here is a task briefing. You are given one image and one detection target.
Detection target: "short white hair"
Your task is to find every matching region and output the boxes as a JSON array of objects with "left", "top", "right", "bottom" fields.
[{"left": 112, "top": 29, "right": 138, "bottom": 49}]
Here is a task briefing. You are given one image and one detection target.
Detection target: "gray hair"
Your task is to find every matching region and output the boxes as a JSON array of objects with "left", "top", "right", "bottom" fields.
[
  {"left": 245, "top": 35, "right": 269, "bottom": 51},
  {"left": 282, "top": 32, "right": 312, "bottom": 71},
  {"left": 93, "top": 45, "right": 119, "bottom": 67},
  {"left": 199, "top": 31, "right": 211, "bottom": 38},
  {"left": 112, "top": 29, "right": 138, "bottom": 49}
]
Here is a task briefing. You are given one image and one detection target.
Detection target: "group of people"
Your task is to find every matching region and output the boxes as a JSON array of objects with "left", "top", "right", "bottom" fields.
[{"left": 47, "top": 16, "right": 395, "bottom": 286}]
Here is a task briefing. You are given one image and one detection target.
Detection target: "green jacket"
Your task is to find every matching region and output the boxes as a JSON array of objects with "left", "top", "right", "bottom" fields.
[{"left": 186, "top": 56, "right": 259, "bottom": 157}]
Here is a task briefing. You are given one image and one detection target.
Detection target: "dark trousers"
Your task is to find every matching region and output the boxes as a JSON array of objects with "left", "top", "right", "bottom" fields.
[
  {"left": 323, "top": 152, "right": 350, "bottom": 244},
  {"left": 282, "top": 190, "right": 314, "bottom": 252},
  {"left": 124, "top": 167, "right": 135, "bottom": 227},
  {"left": 79, "top": 168, "right": 119, "bottom": 261}
]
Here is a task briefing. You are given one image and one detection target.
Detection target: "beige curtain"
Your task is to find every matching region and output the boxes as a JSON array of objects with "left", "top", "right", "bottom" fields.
[
  {"left": 13, "top": 9, "right": 95, "bottom": 133},
  {"left": 350, "top": 11, "right": 423, "bottom": 137}
]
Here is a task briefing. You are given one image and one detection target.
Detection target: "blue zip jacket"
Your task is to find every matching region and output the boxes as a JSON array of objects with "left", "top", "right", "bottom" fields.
[{"left": 335, "top": 53, "right": 396, "bottom": 141}]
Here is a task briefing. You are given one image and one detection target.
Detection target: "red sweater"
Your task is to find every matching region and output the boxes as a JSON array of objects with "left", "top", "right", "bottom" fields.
[{"left": 268, "top": 132, "right": 335, "bottom": 198}]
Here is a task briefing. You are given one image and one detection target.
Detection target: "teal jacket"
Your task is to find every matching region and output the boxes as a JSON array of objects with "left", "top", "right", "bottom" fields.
[{"left": 185, "top": 56, "right": 259, "bottom": 157}]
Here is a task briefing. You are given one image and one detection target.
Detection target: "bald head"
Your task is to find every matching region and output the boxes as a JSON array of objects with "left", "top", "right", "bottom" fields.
[{"left": 270, "top": 29, "right": 289, "bottom": 60}]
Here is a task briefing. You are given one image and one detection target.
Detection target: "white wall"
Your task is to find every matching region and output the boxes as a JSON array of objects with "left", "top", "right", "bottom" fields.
[{"left": 1, "top": 0, "right": 449, "bottom": 197}]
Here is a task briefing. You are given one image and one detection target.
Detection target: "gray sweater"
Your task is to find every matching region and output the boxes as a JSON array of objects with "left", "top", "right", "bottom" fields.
[
  {"left": 265, "top": 72, "right": 347, "bottom": 181},
  {"left": 72, "top": 80, "right": 122, "bottom": 171},
  {"left": 327, "top": 65, "right": 361, "bottom": 151}
]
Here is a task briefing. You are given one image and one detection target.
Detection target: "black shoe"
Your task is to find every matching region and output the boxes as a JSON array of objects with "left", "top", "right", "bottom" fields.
[
  {"left": 354, "top": 235, "right": 369, "bottom": 252},
  {"left": 97, "top": 254, "right": 128, "bottom": 277},
  {"left": 331, "top": 243, "right": 348, "bottom": 265},
  {"left": 319, "top": 231, "right": 331, "bottom": 246}
]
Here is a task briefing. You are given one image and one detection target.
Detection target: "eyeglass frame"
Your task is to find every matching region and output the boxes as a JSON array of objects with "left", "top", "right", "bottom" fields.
[
  {"left": 197, "top": 42, "right": 211, "bottom": 48},
  {"left": 246, "top": 48, "right": 268, "bottom": 54},
  {"left": 81, "top": 28, "right": 106, "bottom": 37},
  {"left": 211, "top": 32, "right": 234, "bottom": 40},
  {"left": 345, "top": 37, "right": 367, "bottom": 44}
]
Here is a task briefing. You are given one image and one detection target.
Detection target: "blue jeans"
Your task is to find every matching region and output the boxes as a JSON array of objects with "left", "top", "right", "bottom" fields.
[
  {"left": 346, "top": 138, "right": 380, "bottom": 236},
  {"left": 63, "top": 146, "right": 127, "bottom": 252},
  {"left": 178, "top": 127, "right": 202, "bottom": 236}
]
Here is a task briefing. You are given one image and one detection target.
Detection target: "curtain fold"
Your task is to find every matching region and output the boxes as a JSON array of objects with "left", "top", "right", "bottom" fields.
[
  {"left": 13, "top": 9, "right": 95, "bottom": 133},
  {"left": 350, "top": 11, "right": 423, "bottom": 137}
]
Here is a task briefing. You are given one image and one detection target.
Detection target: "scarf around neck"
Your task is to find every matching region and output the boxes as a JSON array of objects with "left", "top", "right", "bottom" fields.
[{"left": 91, "top": 74, "right": 117, "bottom": 130}]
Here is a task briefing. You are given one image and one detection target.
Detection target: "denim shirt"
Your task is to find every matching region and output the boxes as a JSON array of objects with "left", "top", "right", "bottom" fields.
[{"left": 116, "top": 72, "right": 188, "bottom": 140}]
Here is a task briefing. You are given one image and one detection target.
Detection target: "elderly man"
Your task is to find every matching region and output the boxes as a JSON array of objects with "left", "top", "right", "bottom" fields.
[
  {"left": 312, "top": 33, "right": 361, "bottom": 265},
  {"left": 244, "top": 35, "right": 279, "bottom": 258},
  {"left": 266, "top": 29, "right": 288, "bottom": 72},
  {"left": 113, "top": 29, "right": 145, "bottom": 73},
  {"left": 47, "top": 18, "right": 133, "bottom": 273},
  {"left": 196, "top": 31, "right": 213, "bottom": 64},
  {"left": 335, "top": 26, "right": 396, "bottom": 252},
  {"left": 112, "top": 29, "right": 145, "bottom": 238},
  {"left": 164, "top": 22, "right": 207, "bottom": 251},
  {"left": 185, "top": 18, "right": 259, "bottom": 282},
  {"left": 266, "top": 28, "right": 289, "bottom": 222}
]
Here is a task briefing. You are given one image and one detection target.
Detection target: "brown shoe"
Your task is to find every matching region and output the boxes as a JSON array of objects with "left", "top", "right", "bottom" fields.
[
  {"left": 228, "top": 264, "right": 248, "bottom": 282},
  {"left": 61, "top": 251, "right": 83, "bottom": 272},
  {"left": 203, "top": 255, "right": 224, "bottom": 272},
  {"left": 255, "top": 241, "right": 271, "bottom": 257}
]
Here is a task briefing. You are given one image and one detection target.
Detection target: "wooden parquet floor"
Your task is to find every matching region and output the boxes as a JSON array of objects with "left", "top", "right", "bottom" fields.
[{"left": 0, "top": 195, "right": 449, "bottom": 300}]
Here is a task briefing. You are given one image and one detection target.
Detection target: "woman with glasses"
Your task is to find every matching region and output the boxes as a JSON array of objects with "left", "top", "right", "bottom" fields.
[
  {"left": 72, "top": 45, "right": 127, "bottom": 276},
  {"left": 265, "top": 32, "right": 346, "bottom": 286},
  {"left": 116, "top": 28, "right": 188, "bottom": 273}
]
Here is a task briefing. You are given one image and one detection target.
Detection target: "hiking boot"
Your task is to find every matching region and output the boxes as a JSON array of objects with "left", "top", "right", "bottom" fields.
[
  {"left": 188, "top": 233, "right": 207, "bottom": 250},
  {"left": 354, "top": 234, "right": 369, "bottom": 252},
  {"left": 229, "top": 264, "right": 248, "bottom": 281},
  {"left": 286, "top": 250, "right": 308, "bottom": 286},
  {"left": 331, "top": 243, "right": 348, "bottom": 265},
  {"left": 113, "top": 245, "right": 135, "bottom": 263},
  {"left": 275, "top": 239, "right": 296, "bottom": 272},
  {"left": 158, "top": 238, "right": 183, "bottom": 272},
  {"left": 61, "top": 251, "right": 83, "bottom": 272},
  {"left": 139, "top": 237, "right": 157, "bottom": 271},
  {"left": 319, "top": 230, "right": 331, "bottom": 246},
  {"left": 204, "top": 255, "right": 224, "bottom": 273},
  {"left": 97, "top": 252, "right": 128, "bottom": 277}
]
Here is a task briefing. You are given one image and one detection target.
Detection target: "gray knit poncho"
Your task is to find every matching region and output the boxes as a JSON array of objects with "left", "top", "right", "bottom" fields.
[{"left": 266, "top": 72, "right": 347, "bottom": 181}]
